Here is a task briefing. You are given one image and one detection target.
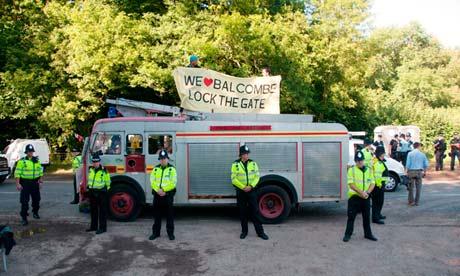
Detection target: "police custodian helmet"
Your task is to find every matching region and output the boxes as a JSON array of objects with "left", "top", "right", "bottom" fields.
[
  {"left": 158, "top": 149, "right": 169, "bottom": 160},
  {"left": 24, "top": 144, "right": 35, "bottom": 153},
  {"left": 354, "top": 151, "right": 365, "bottom": 162},
  {"left": 239, "top": 145, "right": 250, "bottom": 155}
]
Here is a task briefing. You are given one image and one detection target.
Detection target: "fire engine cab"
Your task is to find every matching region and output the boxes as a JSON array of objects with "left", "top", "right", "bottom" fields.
[{"left": 79, "top": 98, "right": 349, "bottom": 224}]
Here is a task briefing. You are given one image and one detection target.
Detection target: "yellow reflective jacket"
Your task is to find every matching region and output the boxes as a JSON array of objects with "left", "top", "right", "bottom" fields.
[
  {"left": 361, "top": 148, "right": 374, "bottom": 169},
  {"left": 347, "top": 165, "right": 374, "bottom": 199},
  {"left": 15, "top": 157, "right": 43, "bottom": 180},
  {"left": 150, "top": 164, "right": 177, "bottom": 193},
  {"left": 231, "top": 159, "right": 260, "bottom": 190},
  {"left": 72, "top": 155, "right": 82, "bottom": 172},
  {"left": 88, "top": 166, "right": 111, "bottom": 190},
  {"left": 373, "top": 158, "right": 389, "bottom": 188}
]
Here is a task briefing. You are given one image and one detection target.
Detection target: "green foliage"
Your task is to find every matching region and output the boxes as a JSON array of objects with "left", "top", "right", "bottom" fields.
[{"left": 0, "top": 0, "right": 459, "bottom": 151}]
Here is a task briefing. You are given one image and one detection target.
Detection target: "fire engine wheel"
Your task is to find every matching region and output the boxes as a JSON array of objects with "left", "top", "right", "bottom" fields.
[
  {"left": 108, "top": 184, "right": 141, "bottom": 222},
  {"left": 257, "top": 185, "right": 291, "bottom": 224},
  {"left": 0, "top": 175, "right": 6, "bottom": 184}
]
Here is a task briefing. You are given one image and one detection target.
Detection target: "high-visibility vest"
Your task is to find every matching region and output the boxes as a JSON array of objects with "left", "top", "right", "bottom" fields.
[
  {"left": 231, "top": 159, "right": 260, "bottom": 190},
  {"left": 347, "top": 165, "right": 374, "bottom": 199},
  {"left": 88, "top": 166, "right": 111, "bottom": 190},
  {"left": 373, "top": 159, "right": 389, "bottom": 188},
  {"left": 150, "top": 164, "right": 177, "bottom": 193},
  {"left": 14, "top": 157, "right": 43, "bottom": 180},
  {"left": 72, "top": 155, "right": 82, "bottom": 172},
  {"left": 361, "top": 148, "right": 374, "bottom": 169}
]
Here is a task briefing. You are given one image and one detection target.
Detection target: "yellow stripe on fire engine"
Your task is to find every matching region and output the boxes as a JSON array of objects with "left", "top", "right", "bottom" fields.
[
  {"left": 116, "top": 166, "right": 125, "bottom": 173},
  {"left": 146, "top": 165, "right": 154, "bottom": 173}
]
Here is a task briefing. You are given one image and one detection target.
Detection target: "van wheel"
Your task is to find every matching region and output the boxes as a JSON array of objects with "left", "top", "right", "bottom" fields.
[
  {"left": 108, "top": 184, "right": 142, "bottom": 221},
  {"left": 256, "top": 185, "right": 291, "bottom": 224},
  {"left": 384, "top": 172, "right": 400, "bottom": 192}
]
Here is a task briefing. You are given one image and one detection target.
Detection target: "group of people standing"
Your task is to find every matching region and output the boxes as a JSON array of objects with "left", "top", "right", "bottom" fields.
[
  {"left": 388, "top": 133, "right": 414, "bottom": 167},
  {"left": 344, "top": 137, "right": 430, "bottom": 242},
  {"left": 69, "top": 145, "right": 269, "bottom": 240},
  {"left": 433, "top": 132, "right": 460, "bottom": 171},
  {"left": 343, "top": 139, "right": 387, "bottom": 242}
]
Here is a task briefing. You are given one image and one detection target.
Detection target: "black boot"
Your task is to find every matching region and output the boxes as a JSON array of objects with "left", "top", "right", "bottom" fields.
[
  {"left": 365, "top": 235, "right": 378, "bottom": 241},
  {"left": 149, "top": 234, "right": 160, "bottom": 240},
  {"left": 258, "top": 233, "right": 269, "bottom": 240}
]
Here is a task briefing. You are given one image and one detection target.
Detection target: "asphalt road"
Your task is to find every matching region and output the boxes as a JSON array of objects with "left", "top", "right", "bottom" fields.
[{"left": 0, "top": 176, "right": 459, "bottom": 276}]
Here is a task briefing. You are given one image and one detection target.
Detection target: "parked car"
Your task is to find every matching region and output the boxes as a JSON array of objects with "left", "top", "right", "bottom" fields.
[
  {"left": 0, "top": 139, "right": 50, "bottom": 178},
  {"left": 0, "top": 156, "right": 10, "bottom": 184},
  {"left": 349, "top": 138, "right": 405, "bottom": 192}
]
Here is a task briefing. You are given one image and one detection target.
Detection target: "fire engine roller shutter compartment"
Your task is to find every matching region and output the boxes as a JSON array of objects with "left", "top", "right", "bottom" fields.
[{"left": 245, "top": 142, "right": 297, "bottom": 224}]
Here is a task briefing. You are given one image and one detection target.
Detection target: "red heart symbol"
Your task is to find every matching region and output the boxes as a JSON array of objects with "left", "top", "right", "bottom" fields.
[{"left": 204, "top": 77, "right": 213, "bottom": 87}]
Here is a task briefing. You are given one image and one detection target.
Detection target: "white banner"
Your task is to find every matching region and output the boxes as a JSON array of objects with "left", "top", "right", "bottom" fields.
[{"left": 173, "top": 67, "right": 281, "bottom": 114}]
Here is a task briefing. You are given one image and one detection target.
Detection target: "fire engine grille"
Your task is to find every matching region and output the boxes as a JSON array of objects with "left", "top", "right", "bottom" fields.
[
  {"left": 188, "top": 143, "right": 238, "bottom": 196},
  {"left": 303, "top": 142, "right": 341, "bottom": 197},
  {"left": 245, "top": 142, "right": 297, "bottom": 171}
]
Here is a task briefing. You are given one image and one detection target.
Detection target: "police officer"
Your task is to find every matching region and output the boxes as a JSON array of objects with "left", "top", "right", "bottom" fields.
[
  {"left": 231, "top": 145, "right": 269, "bottom": 240},
  {"left": 360, "top": 138, "right": 374, "bottom": 169},
  {"left": 70, "top": 148, "right": 82, "bottom": 204},
  {"left": 373, "top": 134, "right": 384, "bottom": 149},
  {"left": 372, "top": 147, "right": 388, "bottom": 225},
  {"left": 390, "top": 134, "right": 399, "bottom": 161},
  {"left": 149, "top": 150, "right": 177, "bottom": 241},
  {"left": 449, "top": 132, "right": 460, "bottom": 170},
  {"left": 343, "top": 151, "right": 377, "bottom": 242},
  {"left": 15, "top": 144, "right": 43, "bottom": 226},
  {"left": 86, "top": 154, "right": 111, "bottom": 234},
  {"left": 433, "top": 135, "right": 447, "bottom": 171}
]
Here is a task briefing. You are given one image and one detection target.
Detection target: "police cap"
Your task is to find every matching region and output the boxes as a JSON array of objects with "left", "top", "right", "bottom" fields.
[
  {"left": 375, "top": 146, "right": 385, "bottom": 158},
  {"left": 91, "top": 154, "right": 101, "bottom": 162}
]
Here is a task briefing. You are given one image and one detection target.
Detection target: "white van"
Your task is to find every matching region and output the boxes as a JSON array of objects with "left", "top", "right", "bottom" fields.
[
  {"left": 1, "top": 139, "right": 50, "bottom": 177},
  {"left": 349, "top": 138, "right": 406, "bottom": 192}
]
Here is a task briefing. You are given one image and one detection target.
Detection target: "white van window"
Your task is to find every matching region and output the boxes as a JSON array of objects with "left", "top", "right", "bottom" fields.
[
  {"left": 92, "top": 133, "right": 122, "bottom": 155},
  {"left": 126, "top": 134, "right": 143, "bottom": 155},
  {"left": 148, "top": 135, "right": 173, "bottom": 155}
]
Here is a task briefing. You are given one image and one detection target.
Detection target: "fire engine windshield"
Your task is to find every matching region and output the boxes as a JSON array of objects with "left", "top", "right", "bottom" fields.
[
  {"left": 92, "top": 133, "right": 122, "bottom": 155},
  {"left": 148, "top": 135, "right": 173, "bottom": 155}
]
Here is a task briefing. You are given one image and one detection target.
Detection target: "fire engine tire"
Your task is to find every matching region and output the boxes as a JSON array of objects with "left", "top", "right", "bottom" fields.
[
  {"left": 108, "top": 184, "right": 142, "bottom": 222},
  {"left": 256, "top": 185, "right": 291, "bottom": 224},
  {"left": 0, "top": 176, "right": 6, "bottom": 184}
]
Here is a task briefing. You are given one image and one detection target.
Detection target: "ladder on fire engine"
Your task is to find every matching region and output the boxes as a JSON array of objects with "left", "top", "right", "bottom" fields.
[{"left": 106, "top": 98, "right": 207, "bottom": 120}]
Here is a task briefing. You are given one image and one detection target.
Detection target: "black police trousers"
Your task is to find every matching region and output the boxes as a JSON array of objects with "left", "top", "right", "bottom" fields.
[
  {"left": 344, "top": 196, "right": 373, "bottom": 237},
  {"left": 451, "top": 151, "right": 460, "bottom": 170},
  {"left": 152, "top": 190, "right": 175, "bottom": 235},
  {"left": 19, "top": 178, "right": 41, "bottom": 219},
  {"left": 435, "top": 151, "right": 445, "bottom": 171},
  {"left": 72, "top": 174, "right": 79, "bottom": 203},
  {"left": 236, "top": 189, "right": 264, "bottom": 235},
  {"left": 89, "top": 190, "right": 108, "bottom": 231},
  {"left": 371, "top": 185, "right": 385, "bottom": 221}
]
